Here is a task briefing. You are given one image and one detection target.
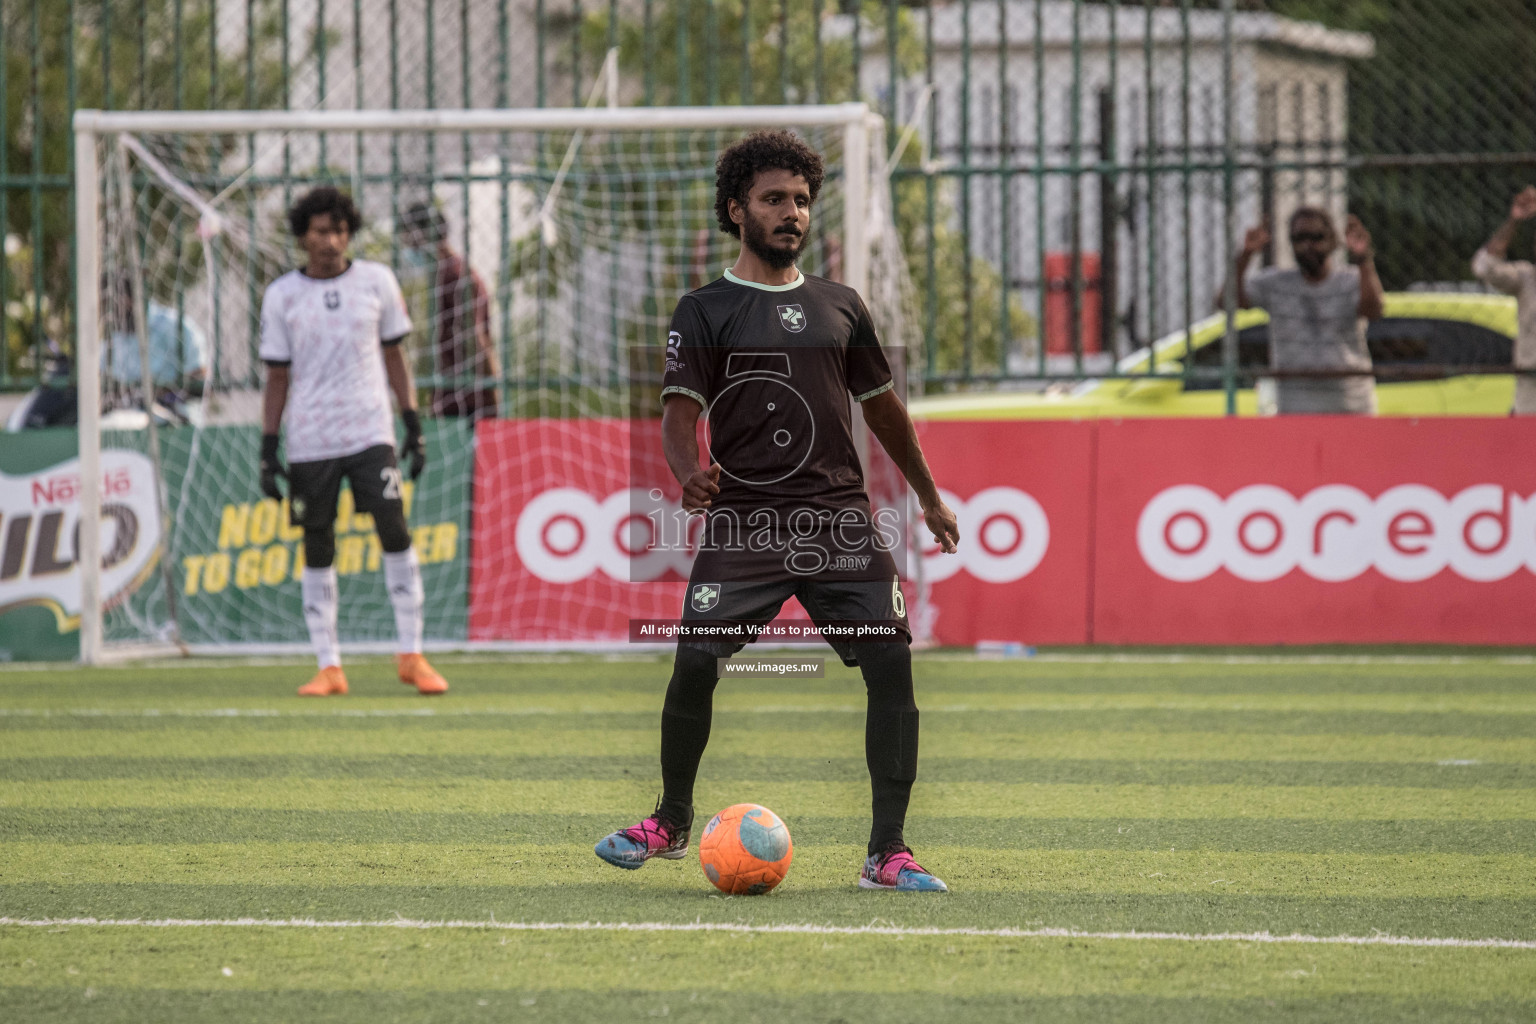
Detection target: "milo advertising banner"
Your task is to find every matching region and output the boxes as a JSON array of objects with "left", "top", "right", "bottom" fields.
[
  {"left": 0, "top": 430, "right": 164, "bottom": 660},
  {"left": 0, "top": 421, "right": 472, "bottom": 660}
]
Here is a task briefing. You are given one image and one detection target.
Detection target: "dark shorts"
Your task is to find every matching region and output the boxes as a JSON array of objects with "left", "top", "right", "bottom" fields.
[
  {"left": 287, "top": 444, "right": 403, "bottom": 530},
  {"left": 680, "top": 553, "right": 911, "bottom": 667}
]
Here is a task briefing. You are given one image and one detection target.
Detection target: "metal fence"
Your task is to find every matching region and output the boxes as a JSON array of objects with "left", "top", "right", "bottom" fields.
[{"left": 5, "top": 0, "right": 1534, "bottom": 400}]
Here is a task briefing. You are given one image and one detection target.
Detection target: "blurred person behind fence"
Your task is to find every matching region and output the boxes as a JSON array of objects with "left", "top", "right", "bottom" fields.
[
  {"left": 104, "top": 274, "right": 209, "bottom": 396},
  {"left": 1224, "top": 208, "right": 1384, "bottom": 415},
  {"left": 1472, "top": 186, "right": 1536, "bottom": 415},
  {"left": 399, "top": 201, "right": 501, "bottom": 421}
]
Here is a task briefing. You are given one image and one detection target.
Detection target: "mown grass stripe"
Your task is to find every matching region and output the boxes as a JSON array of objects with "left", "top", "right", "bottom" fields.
[
  {"left": 3, "top": 990, "right": 1532, "bottom": 1024},
  {"left": 5, "top": 708, "right": 1532, "bottom": 738},
  {"left": 6, "top": 690, "right": 1536, "bottom": 712},
  {"left": 5, "top": 843, "right": 1533, "bottom": 899},
  {"left": 4, "top": 727, "right": 1530, "bottom": 764},
  {"left": 3, "top": 921, "right": 1535, "bottom": 1006},
  {"left": 6, "top": 915, "right": 1536, "bottom": 949},
  {"left": 6, "top": 656, "right": 1536, "bottom": 691},
  {"left": 8, "top": 778, "right": 1531, "bottom": 820},
  {"left": 5, "top": 754, "right": 1530, "bottom": 788},
  {"left": 5, "top": 808, "right": 1532, "bottom": 855}
]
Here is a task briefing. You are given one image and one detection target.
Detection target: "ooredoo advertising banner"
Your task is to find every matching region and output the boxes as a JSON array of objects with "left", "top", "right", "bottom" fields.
[
  {"left": 469, "top": 418, "right": 1091, "bottom": 646},
  {"left": 1093, "top": 418, "right": 1536, "bottom": 644},
  {"left": 470, "top": 419, "right": 687, "bottom": 642},
  {"left": 913, "top": 420, "right": 1092, "bottom": 645}
]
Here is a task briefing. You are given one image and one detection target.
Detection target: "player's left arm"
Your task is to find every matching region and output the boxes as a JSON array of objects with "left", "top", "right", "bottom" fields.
[
  {"left": 383, "top": 342, "right": 425, "bottom": 480},
  {"left": 378, "top": 266, "right": 426, "bottom": 478},
  {"left": 860, "top": 389, "right": 959, "bottom": 554}
]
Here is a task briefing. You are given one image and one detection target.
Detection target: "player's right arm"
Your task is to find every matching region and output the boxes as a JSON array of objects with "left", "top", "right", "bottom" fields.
[
  {"left": 660, "top": 296, "right": 721, "bottom": 513},
  {"left": 662, "top": 395, "right": 720, "bottom": 513},
  {"left": 258, "top": 282, "right": 292, "bottom": 500}
]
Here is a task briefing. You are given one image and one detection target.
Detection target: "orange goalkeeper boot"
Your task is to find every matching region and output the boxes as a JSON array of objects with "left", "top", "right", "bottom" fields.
[
  {"left": 297, "top": 665, "right": 348, "bottom": 697},
  {"left": 397, "top": 653, "right": 448, "bottom": 695}
]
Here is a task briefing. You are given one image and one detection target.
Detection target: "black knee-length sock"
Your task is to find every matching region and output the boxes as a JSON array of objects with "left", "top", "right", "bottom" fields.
[
  {"left": 658, "top": 644, "right": 719, "bottom": 827},
  {"left": 857, "top": 642, "right": 919, "bottom": 856}
]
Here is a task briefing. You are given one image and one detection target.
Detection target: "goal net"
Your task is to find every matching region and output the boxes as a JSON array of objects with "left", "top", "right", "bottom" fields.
[{"left": 73, "top": 105, "right": 925, "bottom": 662}]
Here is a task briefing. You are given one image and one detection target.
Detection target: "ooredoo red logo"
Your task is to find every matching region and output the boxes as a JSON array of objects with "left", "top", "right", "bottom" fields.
[
  {"left": 514, "top": 485, "right": 1051, "bottom": 585},
  {"left": 1138, "top": 483, "right": 1535, "bottom": 583}
]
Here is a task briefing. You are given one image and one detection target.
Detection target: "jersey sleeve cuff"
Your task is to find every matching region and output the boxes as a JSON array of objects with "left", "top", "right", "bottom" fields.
[
  {"left": 261, "top": 358, "right": 292, "bottom": 367},
  {"left": 381, "top": 334, "right": 407, "bottom": 347},
  {"left": 853, "top": 380, "right": 894, "bottom": 402},
  {"left": 661, "top": 385, "right": 707, "bottom": 408}
]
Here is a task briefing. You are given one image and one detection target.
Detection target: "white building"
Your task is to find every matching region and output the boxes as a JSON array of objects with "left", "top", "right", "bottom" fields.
[{"left": 856, "top": 1, "right": 1374, "bottom": 362}]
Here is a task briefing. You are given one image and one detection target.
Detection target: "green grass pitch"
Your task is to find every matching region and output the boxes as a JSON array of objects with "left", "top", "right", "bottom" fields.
[{"left": 2, "top": 651, "right": 1534, "bottom": 1022}]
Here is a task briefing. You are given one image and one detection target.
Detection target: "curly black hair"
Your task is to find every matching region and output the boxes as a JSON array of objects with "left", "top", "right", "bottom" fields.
[
  {"left": 288, "top": 185, "right": 363, "bottom": 237},
  {"left": 714, "top": 130, "right": 825, "bottom": 238}
]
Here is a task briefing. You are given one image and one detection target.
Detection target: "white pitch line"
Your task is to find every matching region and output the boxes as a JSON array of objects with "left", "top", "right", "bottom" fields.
[
  {"left": 1, "top": 917, "right": 1533, "bottom": 949},
  {"left": 0, "top": 706, "right": 880, "bottom": 718},
  {"left": 5, "top": 701, "right": 1536, "bottom": 719}
]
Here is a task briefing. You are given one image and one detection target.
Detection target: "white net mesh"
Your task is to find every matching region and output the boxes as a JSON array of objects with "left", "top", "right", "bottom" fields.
[{"left": 87, "top": 111, "right": 922, "bottom": 654}]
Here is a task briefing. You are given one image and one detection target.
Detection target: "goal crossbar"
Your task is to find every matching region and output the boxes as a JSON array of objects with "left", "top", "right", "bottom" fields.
[{"left": 72, "top": 103, "right": 875, "bottom": 136}]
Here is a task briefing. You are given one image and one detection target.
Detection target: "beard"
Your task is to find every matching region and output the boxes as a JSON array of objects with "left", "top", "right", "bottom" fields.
[
  {"left": 742, "top": 217, "right": 807, "bottom": 270},
  {"left": 1295, "top": 252, "right": 1329, "bottom": 277}
]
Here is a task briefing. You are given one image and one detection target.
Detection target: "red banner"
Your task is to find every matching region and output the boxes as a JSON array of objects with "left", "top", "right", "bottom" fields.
[
  {"left": 469, "top": 419, "right": 685, "bottom": 642},
  {"left": 913, "top": 421, "right": 1093, "bottom": 646},
  {"left": 468, "top": 417, "right": 1536, "bottom": 647},
  {"left": 1092, "top": 418, "right": 1536, "bottom": 644}
]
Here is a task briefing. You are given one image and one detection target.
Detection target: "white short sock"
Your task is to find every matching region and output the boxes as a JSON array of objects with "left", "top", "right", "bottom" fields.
[
  {"left": 383, "top": 548, "right": 425, "bottom": 655},
  {"left": 301, "top": 567, "right": 340, "bottom": 669}
]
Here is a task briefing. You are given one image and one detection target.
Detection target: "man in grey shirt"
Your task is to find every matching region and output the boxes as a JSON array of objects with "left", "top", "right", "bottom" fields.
[
  {"left": 1472, "top": 185, "right": 1536, "bottom": 415},
  {"left": 1229, "top": 208, "right": 1385, "bottom": 414}
]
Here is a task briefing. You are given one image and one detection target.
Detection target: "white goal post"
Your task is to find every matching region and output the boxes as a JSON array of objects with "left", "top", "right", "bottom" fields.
[{"left": 72, "top": 103, "right": 923, "bottom": 664}]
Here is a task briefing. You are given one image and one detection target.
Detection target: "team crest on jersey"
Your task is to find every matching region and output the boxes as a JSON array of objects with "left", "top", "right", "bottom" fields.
[
  {"left": 690, "top": 583, "right": 722, "bottom": 612},
  {"left": 324, "top": 290, "right": 341, "bottom": 310},
  {"left": 777, "top": 304, "right": 805, "bottom": 333}
]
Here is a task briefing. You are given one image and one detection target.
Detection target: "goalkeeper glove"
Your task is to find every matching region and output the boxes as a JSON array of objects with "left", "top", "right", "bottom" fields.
[
  {"left": 400, "top": 409, "right": 426, "bottom": 480},
  {"left": 259, "top": 434, "right": 287, "bottom": 500}
]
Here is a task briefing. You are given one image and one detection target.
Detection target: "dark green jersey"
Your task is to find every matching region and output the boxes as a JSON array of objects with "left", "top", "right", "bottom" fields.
[{"left": 661, "top": 270, "right": 894, "bottom": 519}]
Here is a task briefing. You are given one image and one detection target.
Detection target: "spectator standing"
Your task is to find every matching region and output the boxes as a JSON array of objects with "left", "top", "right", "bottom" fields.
[
  {"left": 1228, "top": 208, "right": 1384, "bottom": 414},
  {"left": 400, "top": 202, "right": 501, "bottom": 421},
  {"left": 1472, "top": 186, "right": 1536, "bottom": 415}
]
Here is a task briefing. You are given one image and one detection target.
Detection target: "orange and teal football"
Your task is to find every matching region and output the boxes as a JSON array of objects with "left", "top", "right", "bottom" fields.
[{"left": 698, "top": 803, "right": 793, "bottom": 895}]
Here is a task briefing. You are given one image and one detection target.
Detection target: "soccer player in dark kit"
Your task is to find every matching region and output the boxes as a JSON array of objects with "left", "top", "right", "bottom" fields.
[{"left": 594, "top": 130, "right": 961, "bottom": 891}]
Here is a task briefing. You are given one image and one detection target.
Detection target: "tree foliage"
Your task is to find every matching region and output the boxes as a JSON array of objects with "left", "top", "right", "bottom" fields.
[
  {"left": 3, "top": 0, "right": 293, "bottom": 378},
  {"left": 1270, "top": 0, "right": 1536, "bottom": 286},
  {"left": 577, "top": 0, "right": 1034, "bottom": 386}
]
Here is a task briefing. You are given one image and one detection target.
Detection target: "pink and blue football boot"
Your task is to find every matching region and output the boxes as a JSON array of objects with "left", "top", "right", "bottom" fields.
[
  {"left": 859, "top": 845, "right": 948, "bottom": 891},
  {"left": 594, "top": 803, "right": 692, "bottom": 870}
]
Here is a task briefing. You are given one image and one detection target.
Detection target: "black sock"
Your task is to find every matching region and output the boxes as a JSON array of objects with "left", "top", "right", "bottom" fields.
[
  {"left": 658, "top": 644, "right": 719, "bottom": 827},
  {"left": 858, "top": 642, "right": 919, "bottom": 856}
]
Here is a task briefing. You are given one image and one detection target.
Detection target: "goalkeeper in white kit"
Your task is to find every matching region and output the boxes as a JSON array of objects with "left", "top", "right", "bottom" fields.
[{"left": 258, "top": 186, "right": 448, "bottom": 696}]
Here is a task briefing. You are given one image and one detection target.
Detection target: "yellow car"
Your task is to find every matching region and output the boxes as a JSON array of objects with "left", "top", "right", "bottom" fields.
[{"left": 910, "top": 292, "right": 1520, "bottom": 419}]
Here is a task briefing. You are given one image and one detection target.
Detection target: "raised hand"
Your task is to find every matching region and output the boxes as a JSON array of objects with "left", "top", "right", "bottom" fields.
[
  {"left": 1511, "top": 186, "right": 1536, "bottom": 222},
  {"left": 1241, "top": 223, "right": 1271, "bottom": 259},
  {"left": 1344, "top": 215, "right": 1373, "bottom": 261}
]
